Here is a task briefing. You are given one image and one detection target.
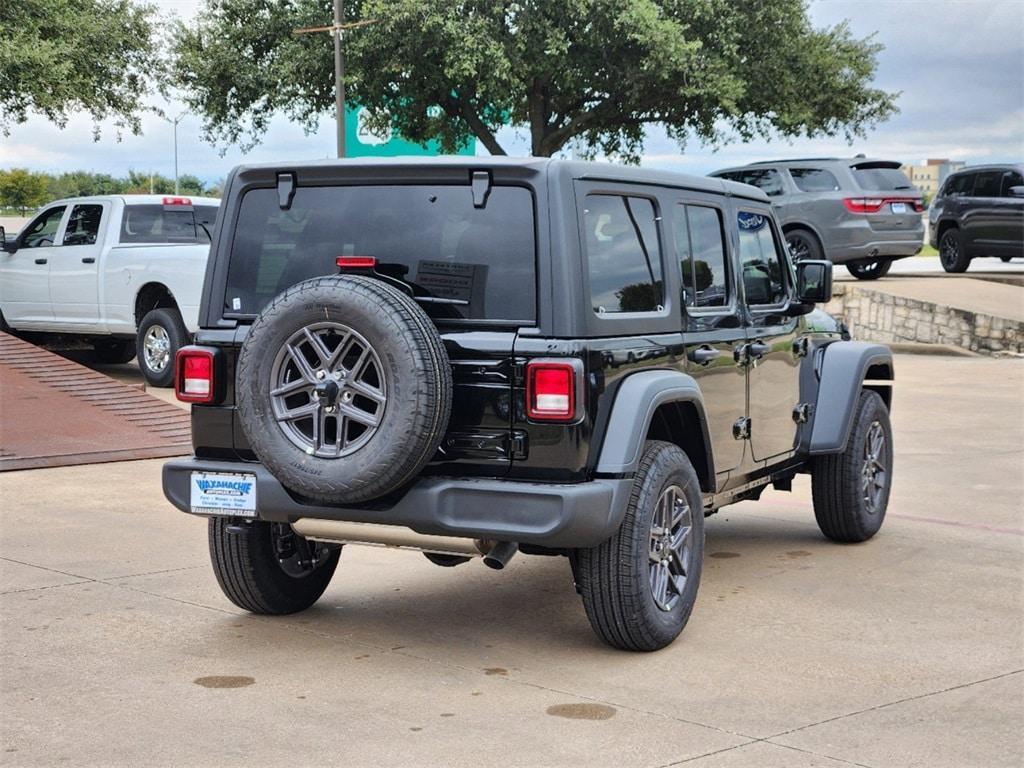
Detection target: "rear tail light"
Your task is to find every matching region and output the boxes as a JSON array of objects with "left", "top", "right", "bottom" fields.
[
  {"left": 175, "top": 347, "right": 215, "bottom": 403},
  {"left": 162, "top": 196, "right": 193, "bottom": 206},
  {"left": 336, "top": 256, "right": 378, "bottom": 269},
  {"left": 912, "top": 201, "right": 924, "bottom": 213},
  {"left": 526, "top": 360, "right": 582, "bottom": 422},
  {"left": 844, "top": 197, "right": 923, "bottom": 214}
]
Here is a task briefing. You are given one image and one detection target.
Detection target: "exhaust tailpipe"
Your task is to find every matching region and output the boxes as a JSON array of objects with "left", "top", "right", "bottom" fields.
[{"left": 483, "top": 541, "right": 518, "bottom": 570}]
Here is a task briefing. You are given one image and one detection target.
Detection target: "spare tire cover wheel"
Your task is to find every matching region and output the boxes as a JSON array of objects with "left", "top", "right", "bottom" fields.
[{"left": 236, "top": 275, "right": 452, "bottom": 504}]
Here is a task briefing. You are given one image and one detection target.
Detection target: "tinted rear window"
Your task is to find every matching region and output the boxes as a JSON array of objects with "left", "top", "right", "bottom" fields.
[
  {"left": 224, "top": 185, "right": 536, "bottom": 322},
  {"left": 851, "top": 164, "right": 914, "bottom": 191},
  {"left": 716, "top": 168, "right": 785, "bottom": 196},
  {"left": 120, "top": 205, "right": 218, "bottom": 243},
  {"left": 789, "top": 168, "right": 841, "bottom": 192}
]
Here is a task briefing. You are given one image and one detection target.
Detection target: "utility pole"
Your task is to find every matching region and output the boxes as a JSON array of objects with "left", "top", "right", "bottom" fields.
[
  {"left": 159, "top": 111, "right": 189, "bottom": 194},
  {"left": 294, "top": 13, "right": 378, "bottom": 160}
]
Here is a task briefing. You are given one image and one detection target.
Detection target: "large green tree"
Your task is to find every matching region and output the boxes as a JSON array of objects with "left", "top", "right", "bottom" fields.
[
  {"left": 0, "top": 0, "right": 159, "bottom": 135},
  {"left": 0, "top": 169, "right": 49, "bottom": 214},
  {"left": 173, "top": 0, "right": 898, "bottom": 160}
]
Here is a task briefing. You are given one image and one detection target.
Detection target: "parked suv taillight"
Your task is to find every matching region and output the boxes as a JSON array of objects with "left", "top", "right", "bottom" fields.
[
  {"left": 844, "top": 197, "right": 924, "bottom": 214},
  {"left": 526, "top": 359, "right": 583, "bottom": 422},
  {"left": 175, "top": 347, "right": 215, "bottom": 403}
]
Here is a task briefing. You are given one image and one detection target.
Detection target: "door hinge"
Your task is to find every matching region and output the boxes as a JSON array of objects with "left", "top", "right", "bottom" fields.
[
  {"left": 792, "top": 403, "right": 812, "bottom": 424},
  {"left": 732, "top": 417, "right": 751, "bottom": 440}
]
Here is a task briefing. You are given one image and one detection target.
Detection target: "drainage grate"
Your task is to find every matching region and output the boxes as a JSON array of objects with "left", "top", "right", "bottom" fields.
[{"left": 0, "top": 332, "right": 192, "bottom": 471}]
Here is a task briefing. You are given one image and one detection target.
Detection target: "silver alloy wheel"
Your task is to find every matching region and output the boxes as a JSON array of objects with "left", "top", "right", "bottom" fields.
[
  {"left": 143, "top": 324, "right": 171, "bottom": 372},
  {"left": 862, "top": 421, "right": 888, "bottom": 514},
  {"left": 649, "top": 485, "right": 693, "bottom": 612},
  {"left": 269, "top": 322, "right": 386, "bottom": 459}
]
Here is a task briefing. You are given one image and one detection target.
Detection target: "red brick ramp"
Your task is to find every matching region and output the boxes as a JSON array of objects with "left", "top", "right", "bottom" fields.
[{"left": 0, "top": 332, "right": 191, "bottom": 471}]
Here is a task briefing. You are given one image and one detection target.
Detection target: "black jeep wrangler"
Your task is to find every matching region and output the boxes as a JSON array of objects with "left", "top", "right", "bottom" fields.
[{"left": 163, "top": 158, "right": 894, "bottom": 651}]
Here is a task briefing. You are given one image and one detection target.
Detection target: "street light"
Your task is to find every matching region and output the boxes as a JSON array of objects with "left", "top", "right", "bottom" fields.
[{"left": 158, "top": 110, "right": 190, "bottom": 194}]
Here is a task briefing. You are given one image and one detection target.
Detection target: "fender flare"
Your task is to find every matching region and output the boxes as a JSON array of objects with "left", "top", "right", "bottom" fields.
[
  {"left": 809, "top": 342, "right": 893, "bottom": 455},
  {"left": 595, "top": 370, "right": 715, "bottom": 489}
]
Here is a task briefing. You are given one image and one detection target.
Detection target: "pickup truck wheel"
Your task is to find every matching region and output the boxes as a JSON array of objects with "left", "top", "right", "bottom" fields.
[
  {"left": 92, "top": 338, "right": 136, "bottom": 365},
  {"left": 236, "top": 275, "right": 452, "bottom": 504},
  {"left": 208, "top": 518, "right": 340, "bottom": 614},
  {"left": 136, "top": 308, "right": 188, "bottom": 387},
  {"left": 576, "top": 441, "right": 704, "bottom": 651},
  {"left": 811, "top": 390, "right": 893, "bottom": 543}
]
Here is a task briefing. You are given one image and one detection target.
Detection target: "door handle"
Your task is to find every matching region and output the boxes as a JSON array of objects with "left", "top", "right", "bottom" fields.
[
  {"left": 34, "top": 258, "right": 47, "bottom": 265},
  {"left": 82, "top": 257, "right": 95, "bottom": 264},
  {"left": 688, "top": 346, "right": 721, "bottom": 365},
  {"left": 747, "top": 341, "right": 771, "bottom": 360}
]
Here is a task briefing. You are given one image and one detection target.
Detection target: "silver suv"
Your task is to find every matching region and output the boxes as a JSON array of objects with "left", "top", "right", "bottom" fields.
[{"left": 711, "top": 157, "right": 924, "bottom": 280}]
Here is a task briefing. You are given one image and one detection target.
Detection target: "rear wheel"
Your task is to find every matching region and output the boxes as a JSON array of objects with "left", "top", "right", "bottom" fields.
[
  {"left": 785, "top": 228, "right": 823, "bottom": 263},
  {"left": 811, "top": 390, "right": 893, "bottom": 543},
  {"left": 576, "top": 441, "right": 704, "bottom": 651},
  {"left": 92, "top": 338, "right": 136, "bottom": 365},
  {"left": 208, "top": 518, "right": 340, "bottom": 614},
  {"left": 847, "top": 259, "right": 892, "bottom": 280},
  {"left": 939, "top": 228, "right": 971, "bottom": 273},
  {"left": 136, "top": 307, "right": 189, "bottom": 387}
]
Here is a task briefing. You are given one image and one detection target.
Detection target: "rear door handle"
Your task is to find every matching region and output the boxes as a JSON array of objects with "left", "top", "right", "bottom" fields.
[
  {"left": 689, "top": 346, "right": 722, "bottom": 365},
  {"left": 748, "top": 341, "right": 771, "bottom": 360},
  {"left": 34, "top": 258, "right": 47, "bottom": 265},
  {"left": 82, "top": 257, "right": 95, "bottom": 264}
]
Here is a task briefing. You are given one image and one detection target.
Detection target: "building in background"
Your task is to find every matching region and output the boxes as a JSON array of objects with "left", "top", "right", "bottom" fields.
[{"left": 901, "top": 158, "right": 966, "bottom": 199}]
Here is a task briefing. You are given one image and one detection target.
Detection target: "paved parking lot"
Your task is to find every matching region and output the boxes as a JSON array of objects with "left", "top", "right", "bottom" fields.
[{"left": 2, "top": 353, "right": 1022, "bottom": 767}]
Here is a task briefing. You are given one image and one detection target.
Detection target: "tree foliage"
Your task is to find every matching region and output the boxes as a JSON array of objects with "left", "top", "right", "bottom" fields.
[
  {"left": 0, "top": 0, "right": 159, "bottom": 136},
  {"left": 172, "top": 0, "right": 898, "bottom": 160},
  {"left": 0, "top": 169, "right": 49, "bottom": 214}
]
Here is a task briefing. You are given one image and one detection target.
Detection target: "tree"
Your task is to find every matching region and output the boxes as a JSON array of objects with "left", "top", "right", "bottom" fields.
[
  {"left": 172, "top": 0, "right": 897, "bottom": 160},
  {"left": 0, "top": 169, "right": 49, "bottom": 214},
  {"left": 0, "top": 0, "right": 159, "bottom": 136}
]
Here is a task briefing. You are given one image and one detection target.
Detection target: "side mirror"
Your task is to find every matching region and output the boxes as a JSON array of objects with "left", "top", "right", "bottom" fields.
[
  {"left": 796, "top": 260, "right": 833, "bottom": 304},
  {"left": 1009, "top": 186, "right": 1024, "bottom": 198},
  {"left": 0, "top": 226, "right": 11, "bottom": 254}
]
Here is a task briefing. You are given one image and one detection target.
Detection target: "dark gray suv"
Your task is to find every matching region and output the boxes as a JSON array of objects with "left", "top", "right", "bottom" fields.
[
  {"left": 929, "top": 164, "right": 1024, "bottom": 273},
  {"left": 711, "top": 158, "right": 924, "bottom": 280}
]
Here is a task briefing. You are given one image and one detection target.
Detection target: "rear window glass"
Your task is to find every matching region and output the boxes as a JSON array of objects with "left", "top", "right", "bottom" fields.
[
  {"left": 674, "top": 204, "right": 729, "bottom": 309},
  {"left": 224, "top": 185, "right": 536, "bottom": 322},
  {"left": 851, "top": 165, "right": 913, "bottom": 191},
  {"left": 972, "top": 171, "right": 1002, "bottom": 197},
  {"left": 717, "top": 168, "right": 785, "bottom": 196},
  {"left": 789, "top": 168, "right": 841, "bottom": 192},
  {"left": 120, "top": 204, "right": 218, "bottom": 243},
  {"left": 584, "top": 194, "right": 663, "bottom": 314}
]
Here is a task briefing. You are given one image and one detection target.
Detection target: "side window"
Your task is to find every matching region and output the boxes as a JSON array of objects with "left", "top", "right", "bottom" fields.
[
  {"left": 789, "top": 168, "right": 841, "bottom": 192},
  {"left": 20, "top": 206, "right": 66, "bottom": 249},
  {"left": 674, "top": 204, "right": 729, "bottom": 309},
  {"left": 972, "top": 171, "right": 1002, "bottom": 198},
  {"left": 62, "top": 205, "right": 103, "bottom": 246},
  {"left": 737, "top": 212, "right": 787, "bottom": 307},
  {"left": 584, "top": 194, "right": 663, "bottom": 314},
  {"left": 1002, "top": 171, "right": 1024, "bottom": 197},
  {"left": 949, "top": 173, "right": 975, "bottom": 197},
  {"left": 732, "top": 169, "right": 785, "bottom": 197}
]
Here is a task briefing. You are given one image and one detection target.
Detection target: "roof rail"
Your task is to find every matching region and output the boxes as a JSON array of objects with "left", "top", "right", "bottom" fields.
[{"left": 747, "top": 157, "right": 841, "bottom": 165}]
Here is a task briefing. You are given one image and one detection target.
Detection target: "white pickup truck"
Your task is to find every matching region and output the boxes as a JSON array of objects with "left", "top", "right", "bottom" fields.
[{"left": 0, "top": 195, "right": 219, "bottom": 386}]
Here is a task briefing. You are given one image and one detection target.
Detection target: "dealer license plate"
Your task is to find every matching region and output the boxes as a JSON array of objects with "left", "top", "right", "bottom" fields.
[
  {"left": 890, "top": 202, "right": 907, "bottom": 214},
  {"left": 190, "top": 472, "right": 257, "bottom": 517}
]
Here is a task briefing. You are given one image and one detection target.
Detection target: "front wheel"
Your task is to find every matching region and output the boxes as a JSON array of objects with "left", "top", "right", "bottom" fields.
[
  {"left": 847, "top": 259, "right": 893, "bottom": 280},
  {"left": 209, "top": 518, "right": 340, "bottom": 614},
  {"left": 939, "top": 229, "right": 971, "bottom": 273},
  {"left": 575, "top": 441, "right": 705, "bottom": 651},
  {"left": 811, "top": 390, "right": 893, "bottom": 543},
  {"left": 136, "top": 307, "right": 189, "bottom": 387}
]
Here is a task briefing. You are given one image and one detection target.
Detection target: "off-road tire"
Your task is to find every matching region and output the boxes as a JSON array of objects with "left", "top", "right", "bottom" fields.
[
  {"left": 785, "top": 228, "right": 824, "bottom": 263},
  {"left": 939, "top": 228, "right": 971, "bottom": 273},
  {"left": 136, "top": 307, "right": 189, "bottom": 387},
  {"left": 811, "top": 390, "right": 893, "bottom": 543},
  {"left": 208, "top": 518, "right": 340, "bottom": 614},
  {"left": 847, "top": 258, "right": 893, "bottom": 280},
  {"left": 236, "top": 275, "right": 452, "bottom": 504},
  {"left": 576, "top": 441, "right": 704, "bottom": 652},
  {"left": 92, "top": 338, "right": 136, "bottom": 365}
]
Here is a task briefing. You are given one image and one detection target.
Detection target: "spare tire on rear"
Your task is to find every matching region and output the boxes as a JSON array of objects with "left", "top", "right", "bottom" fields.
[{"left": 236, "top": 274, "right": 452, "bottom": 504}]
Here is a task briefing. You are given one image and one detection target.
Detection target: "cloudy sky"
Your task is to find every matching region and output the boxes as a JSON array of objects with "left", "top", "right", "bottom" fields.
[{"left": 2, "top": 0, "right": 1022, "bottom": 183}]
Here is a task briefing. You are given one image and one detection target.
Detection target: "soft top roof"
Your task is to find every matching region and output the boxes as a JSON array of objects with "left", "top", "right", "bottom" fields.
[{"left": 228, "top": 156, "right": 770, "bottom": 204}]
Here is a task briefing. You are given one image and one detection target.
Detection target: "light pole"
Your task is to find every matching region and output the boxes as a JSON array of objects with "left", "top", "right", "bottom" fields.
[{"left": 159, "top": 111, "right": 189, "bottom": 194}]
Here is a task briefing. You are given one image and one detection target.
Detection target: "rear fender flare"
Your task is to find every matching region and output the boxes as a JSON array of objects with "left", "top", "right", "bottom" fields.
[
  {"left": 809, "top": 342, "right": 893, "bottom": 455},
  {"left": 595, "top": 370, "right": 715, "bottom": 490}
]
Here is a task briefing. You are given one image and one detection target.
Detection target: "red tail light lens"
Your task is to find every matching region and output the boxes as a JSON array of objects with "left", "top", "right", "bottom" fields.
[
  {"left": 843, "top": 197, "right": 885, "bottom": 213},
  {"left": 175, "top": 347, "right": 215, "bottom": 403},
  {"left": 336, "top": 256, "right": 377, "bottom": 269},
  {"left": 526, "top": 361, "right": 580, "bottom": 421},
  {"left": 912, "top": 201, "right": 924, "bottom": 213},
  {"left": 162, "top": 196, "right": 193, "bottom": 206}
]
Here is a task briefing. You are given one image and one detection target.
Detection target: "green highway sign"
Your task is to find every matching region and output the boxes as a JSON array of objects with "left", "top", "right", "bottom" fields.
[{"left": 345, "top": 105, "right": 475, "bottom": 157}]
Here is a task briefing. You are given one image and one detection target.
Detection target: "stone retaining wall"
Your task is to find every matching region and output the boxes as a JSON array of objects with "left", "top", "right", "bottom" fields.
[{"left": 825, "top": 285, "right": 1024, "bottom": 355}]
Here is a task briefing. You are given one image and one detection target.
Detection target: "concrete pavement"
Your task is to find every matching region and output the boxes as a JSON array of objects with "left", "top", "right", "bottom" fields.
[{"left": 1, "top": 354, "right": 1022, "bottom": 767}]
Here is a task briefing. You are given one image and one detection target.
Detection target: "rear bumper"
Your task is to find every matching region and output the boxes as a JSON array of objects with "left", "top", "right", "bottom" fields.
[
  {"left": 823, "top": 220, "right": 925, "bottom": 264},
  {"left": 829, "top": 236, "right": 924, "bottom": 263},
  {"left": 162, "top": 458, "right": 631, "bottom": 549}
]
